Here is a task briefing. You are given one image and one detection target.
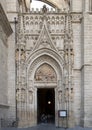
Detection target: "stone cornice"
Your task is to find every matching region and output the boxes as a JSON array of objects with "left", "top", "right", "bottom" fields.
[
  {"left": 74, "top": 64, "right": 92, "bottom": 71},
  {"left": 80, "top": 64, "right": 92, "bottom": 70},
  {"left": 0, "top": 103, "right": 9, "bottom": 108},
  {"left": 0, "top": 3, "right": 13, "bottom": 37}
]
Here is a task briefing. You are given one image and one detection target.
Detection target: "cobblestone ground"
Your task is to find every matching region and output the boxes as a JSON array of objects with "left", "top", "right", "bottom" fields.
[{"left": 1, "top": 124, "right": 92, "bottom": 130}]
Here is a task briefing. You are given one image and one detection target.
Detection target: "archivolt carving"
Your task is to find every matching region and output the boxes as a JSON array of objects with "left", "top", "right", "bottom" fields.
[
  {"left": 28, "top": 55, "right": 62, "bottom": 80},
  {"left": 72, "top": 13, "right": 82, "bottom": 23},
  {"left": 26, "top": 48, "right": 64, "bottom": 67}
]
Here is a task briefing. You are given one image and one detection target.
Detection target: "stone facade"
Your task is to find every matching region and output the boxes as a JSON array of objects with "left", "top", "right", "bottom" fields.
[
  {"left": 0, "top": 0, "right": 92, "bottom": 128},
  {"left": 0, "top": 2, "right": 12, "bottom": 127}
]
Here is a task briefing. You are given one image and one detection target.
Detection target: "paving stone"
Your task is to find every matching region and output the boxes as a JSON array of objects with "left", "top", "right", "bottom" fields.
[{"left": 1, "top": 124, "right": 92, "bottom": 130}]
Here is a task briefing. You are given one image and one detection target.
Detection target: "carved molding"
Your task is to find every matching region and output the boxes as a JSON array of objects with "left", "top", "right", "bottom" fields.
[
  {"left": 28, "top": 54, "right": 62, "bottom": 81},
  {"left": 26, "top": 48, "right": 64, "bottom": 68},
  {"left": 28, "top": 90, "right": 33, "bottom": 104},
  {"left": 71, "top": 12, "right": 82, "bottom": 23},
  {"left": 0, "top": 104, "right": 9, "bottom": 108}
]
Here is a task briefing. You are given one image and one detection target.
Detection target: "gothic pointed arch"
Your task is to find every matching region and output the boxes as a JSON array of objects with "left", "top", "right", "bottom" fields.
[
  {"left": 26, "top": 47, "right": 65, "bottom": 88},
  {"left": 26, "top": 48, "right": 64, "bottom": 73},
  {"left": 29, "top": 56, "right": 61, "bottom": 78}
]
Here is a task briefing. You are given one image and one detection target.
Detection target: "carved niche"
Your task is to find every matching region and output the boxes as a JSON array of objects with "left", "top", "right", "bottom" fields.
[
  {"left": 34, "top": 63, "right": 57, "bottom": 82},
  {"left": 29, "top": 90, "right": 33, "bottom": 104}
]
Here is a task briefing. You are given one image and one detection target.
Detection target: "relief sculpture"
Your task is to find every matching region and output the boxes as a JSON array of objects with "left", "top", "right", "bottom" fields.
[{"left": 35, "top": 63, "right": 57, "bottom": 82}]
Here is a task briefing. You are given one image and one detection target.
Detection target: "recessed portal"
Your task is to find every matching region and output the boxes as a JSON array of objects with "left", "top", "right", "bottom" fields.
[{"left": 37, "top": 88, "right": 55, "bottom": 124}]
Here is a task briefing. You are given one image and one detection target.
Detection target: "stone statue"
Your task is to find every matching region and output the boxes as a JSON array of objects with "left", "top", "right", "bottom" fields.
[
  {"left": 21, "top": 89, "right": 26, "bottom": 102},
  {"left": 29, "top": 91, "right": 33, "bottom": 104},
  {"left": 58, "top": 91, "right": 62, "bottom": 104},
  {"left": 65, "top": 88, "right": 69, "bottom": 102}
]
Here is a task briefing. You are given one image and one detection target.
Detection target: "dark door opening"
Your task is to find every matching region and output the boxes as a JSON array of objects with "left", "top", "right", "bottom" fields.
[{"left": 37, "top": 88, "right": 55, "bottom": 124}]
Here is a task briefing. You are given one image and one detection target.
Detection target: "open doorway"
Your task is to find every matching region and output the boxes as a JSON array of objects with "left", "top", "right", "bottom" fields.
[{"left": 37, "top": 88, "right": 55, "bottom": 124}]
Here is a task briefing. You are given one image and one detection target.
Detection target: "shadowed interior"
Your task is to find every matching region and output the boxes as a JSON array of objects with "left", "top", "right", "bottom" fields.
[{"left": 37, "top": 88, "right": 55, "bottom": 124}]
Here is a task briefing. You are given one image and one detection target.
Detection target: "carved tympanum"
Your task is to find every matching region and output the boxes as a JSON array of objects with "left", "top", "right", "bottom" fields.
[{"left": 35, "top": 63, "right": 57, "bottom": 81}]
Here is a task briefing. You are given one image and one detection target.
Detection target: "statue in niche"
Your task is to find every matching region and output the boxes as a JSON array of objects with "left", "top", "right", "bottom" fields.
[
  {"left": 16, "top": 89, "right": 20, "bottom": 102},
  {"left": 29, "top": 91, "right": 33, "bottom": 104},
  {"left": 58, "top": 91, "right": 62, "bottom": 104},
  {"left": 21, "top": 49, "right": 26, "bottom": 60},
  {"left": 65, "top": 88, "right": 69, "bottom": 102},
  {"left": 70, "top": 88, "right": 74, "bottom": 102},
  {"left": 21, "top": 88, "right": 26, "bottom": 102}
]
